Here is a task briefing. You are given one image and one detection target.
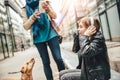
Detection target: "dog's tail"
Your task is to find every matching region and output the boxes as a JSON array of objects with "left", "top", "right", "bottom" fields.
[{"left": 8, "top": 71, "right": 20, "bottom": 74}]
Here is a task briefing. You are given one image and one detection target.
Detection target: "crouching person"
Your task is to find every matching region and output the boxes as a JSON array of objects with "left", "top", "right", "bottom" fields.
[{"left": 59, "top": 17, "right": 111, "bottom": 80}]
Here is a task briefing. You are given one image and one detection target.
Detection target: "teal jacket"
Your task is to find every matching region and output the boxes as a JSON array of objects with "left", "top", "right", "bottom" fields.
[
  {"left": 25, "top": 0, "right": 57, "bottom": 44},
  {"left": 33, "top": 19, "right": 58, "bottom": 44}
]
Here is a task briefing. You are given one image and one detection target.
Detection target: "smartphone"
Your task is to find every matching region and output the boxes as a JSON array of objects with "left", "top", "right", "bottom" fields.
[
  {"left": 90, "top": 17, "right": 94, "bottom": 27},
  {"left": 39, "top": 1, "right": 45, "bottom": 13}
]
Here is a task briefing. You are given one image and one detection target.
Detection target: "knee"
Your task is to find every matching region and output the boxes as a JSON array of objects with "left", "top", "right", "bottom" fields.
[
  {"left": 60, "top": 74, "right": 70, "bottom": 80},
  {"left": 59, "top": 71, "right": 81, "bottom": 80}
]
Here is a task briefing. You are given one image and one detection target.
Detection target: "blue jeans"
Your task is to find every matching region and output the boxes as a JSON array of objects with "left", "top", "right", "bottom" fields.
[{"left": 35, "top": 36, "right": 65, "bottom": 80}]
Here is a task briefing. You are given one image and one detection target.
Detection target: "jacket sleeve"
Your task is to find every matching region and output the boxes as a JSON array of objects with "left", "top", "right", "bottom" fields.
[
  {"left": 22, "top": 7, "right": 35, "bottom": 30},
  {"left": 76, "top": 53, "right": 82, "bottom": 69},
  {"left": 78, "top": 35, "right": 104, "bottom": 58}
]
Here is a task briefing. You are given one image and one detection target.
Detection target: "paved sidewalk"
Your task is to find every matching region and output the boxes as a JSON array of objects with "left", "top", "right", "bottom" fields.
[
  {"left": 60, "top": 41, "right": 120, "bottom": 80},
  {"left": 0, "top": 46, "right": 58, "bottom": 80},
  {"left": 0, "top": 41, "right": 120, "bottom": 80}
]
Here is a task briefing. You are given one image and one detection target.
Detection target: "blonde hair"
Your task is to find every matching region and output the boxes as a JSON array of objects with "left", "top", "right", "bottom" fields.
[{"left": 78, "top": 17, "right": 100, "bottom": 31}]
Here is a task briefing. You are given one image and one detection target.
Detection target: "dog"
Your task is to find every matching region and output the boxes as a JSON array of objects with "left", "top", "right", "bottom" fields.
[
  {"left": 20, "top": 58, "right": 35, "bottom": 80},
  {"left": 2, "top": 58, "right": 35, "bottom": 80}
]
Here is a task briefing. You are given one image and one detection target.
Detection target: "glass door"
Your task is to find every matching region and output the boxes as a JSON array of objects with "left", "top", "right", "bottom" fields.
[
  {"left": 0, "top": 34, "right": 4, "bottom": 60},
  {"left": 1, "top": 34, "right": 9, "bottom": 58},
  {"left": 100, "top": 12, "right": 111, "bottom": 40}
]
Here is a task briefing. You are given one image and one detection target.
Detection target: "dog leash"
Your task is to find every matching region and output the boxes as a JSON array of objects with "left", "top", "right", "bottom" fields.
[{"left": 8, "top": 71, "right": 21, "bottom": 74}]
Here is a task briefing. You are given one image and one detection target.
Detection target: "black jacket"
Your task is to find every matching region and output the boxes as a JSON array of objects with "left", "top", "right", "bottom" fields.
[{"left": 78, "top": 31, "right": 111, "bottom": 80}]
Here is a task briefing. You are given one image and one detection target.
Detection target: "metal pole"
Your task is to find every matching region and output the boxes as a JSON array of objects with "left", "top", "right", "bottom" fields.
[
  {"left": 95, "top": 0, "right": 104, "bottom": 35},
  {"left": 116, "top": 0, "right": 120, "bottom": 21},
  {"left": 103, "top": 0, "right": 112, "bottom": 41},
  {"left": 5, "top": 6, "right": 14, "bottom": 56},
  {"left": 1, "top": 17, "right": 10, "bottom": 57}
]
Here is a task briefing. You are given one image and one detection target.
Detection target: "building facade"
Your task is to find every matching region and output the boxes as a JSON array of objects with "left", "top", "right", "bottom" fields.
[
  {"left": 0, "top": 0, "right": 31, "bottom": 60},
  {"left": 60, "top": 0, "right": 120, "bottom": 42},
  {"left": 91, "top": 0, "right": 120, "bottom": 41},
  {"left": 0, "top": 0, "right": 10, "bottom": 60}
]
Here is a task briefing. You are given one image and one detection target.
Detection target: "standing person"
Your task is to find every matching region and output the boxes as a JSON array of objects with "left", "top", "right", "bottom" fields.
[
  {"left": 21, "top": 41, "right": 25, "bottom": 51},
  {"left": 59, "top": 17, "right": 111, "bottom": 80},
  {"left": 22, "top": 0, "right": 65, "bottom": 80}
]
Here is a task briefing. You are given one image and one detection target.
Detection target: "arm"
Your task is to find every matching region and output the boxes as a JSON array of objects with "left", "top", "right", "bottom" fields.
[
  {"left": 46, "top": 6, "right": 57, "bottom": 19},
  {"left": 79, "top": 34, "right": 104, "bottom": 57},
  {"left": 45, "top": 2, "right": 57, "bottom": 19},
  {"left": 22, "top": 7, "right": 36, "bottom": 30}
]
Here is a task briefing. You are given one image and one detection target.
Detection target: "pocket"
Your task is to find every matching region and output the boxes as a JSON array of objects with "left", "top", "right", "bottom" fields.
[{"left": 88, "top": 66, "right": 105, "bottom": 79}]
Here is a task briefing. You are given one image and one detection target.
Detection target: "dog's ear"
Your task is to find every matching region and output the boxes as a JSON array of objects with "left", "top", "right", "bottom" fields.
[
  {"left": 20, "top": 67, "right": 24, "bottom": 73},
  {"left": 20, "top": 70, "right": 24, "bottom": 73},
  {"left": 20, "top": 66, "right": 27, "bottom": 73}
]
